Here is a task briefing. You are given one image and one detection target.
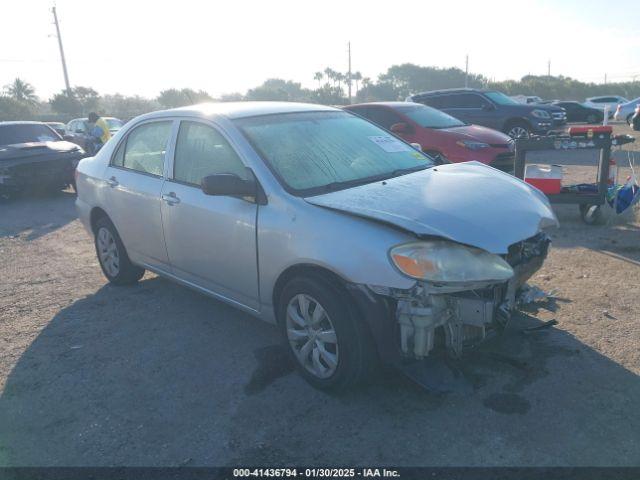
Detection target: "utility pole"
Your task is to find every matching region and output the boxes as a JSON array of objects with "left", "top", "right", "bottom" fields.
[
  {"left": 604, "top": 73, "right": 607, "bottom": 84},
  {"left": 52, "top": 5, "right": 71, "bottom": 96},
  {"left": 547, "top": 59, "right": 551, "bottom": 77},
  {"left": 464, "top": 55, "right": 469, "bottom": 88},
  {"left": 347, "top": 41, "right": 352, "bottom": 104}
]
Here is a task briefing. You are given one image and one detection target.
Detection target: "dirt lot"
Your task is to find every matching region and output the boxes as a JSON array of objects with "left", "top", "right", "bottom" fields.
[{"left": 0, "top": 124, "right": 639, "bottom": 467}]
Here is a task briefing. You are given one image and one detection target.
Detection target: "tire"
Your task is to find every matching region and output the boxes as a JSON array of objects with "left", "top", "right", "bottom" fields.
[
  {"left": 94, "top": 216, "right": 145, "bottom": 285},
  {"left": 628, "top": 114, "right": 635, "bottom": 127},
  {"left": 504, "top": 121, "right": 531, "bottom": 139},
  {"left": 277, "top": 275, "right": 377, "bottom": 390},
  {"left": 579, "top": 204, "right": 604, "bottom": 225}
]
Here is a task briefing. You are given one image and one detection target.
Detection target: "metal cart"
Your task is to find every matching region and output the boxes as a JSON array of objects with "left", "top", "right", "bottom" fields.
[{"left": 513, "top": 126, "right": 635, "bottom": 224}]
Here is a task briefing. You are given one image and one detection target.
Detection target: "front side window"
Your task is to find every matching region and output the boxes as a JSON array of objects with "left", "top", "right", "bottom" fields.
[
  {"left": 235, "top": 111, "right": 433, "bottom": 196},
  {"left": 116, "top": 121, "right": 172, "bottom": 176},
  {"left": 444, "top": 94, "right": 488, "bottom": 109},
  {"left": 363, "top": 107, "right": 404, "bottom": 130},
  {"left": 173, "top": 121, "right": 247, "bottom": 186},
  {"left": 484, "top": 91, "right": 519, "bottom": 106}
]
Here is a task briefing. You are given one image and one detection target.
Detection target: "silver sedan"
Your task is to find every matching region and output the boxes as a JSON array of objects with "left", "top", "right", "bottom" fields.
[{"left": 76, "top": 102, "right": 558, "bottom": 389}]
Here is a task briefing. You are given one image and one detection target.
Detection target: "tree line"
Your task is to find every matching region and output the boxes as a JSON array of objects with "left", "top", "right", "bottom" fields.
[{"left": 2, "top": 63, "right": 640, "bottom": 122}]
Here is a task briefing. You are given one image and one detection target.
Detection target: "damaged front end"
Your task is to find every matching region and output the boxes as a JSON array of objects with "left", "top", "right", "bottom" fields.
[{"left": 369, "top": 232, "right": 550, "bottom": 360}]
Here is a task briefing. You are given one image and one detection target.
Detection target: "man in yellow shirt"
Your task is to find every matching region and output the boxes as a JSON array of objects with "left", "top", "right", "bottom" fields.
[{"left": 87, "top": 112, "right": 111, "bottom": 154}]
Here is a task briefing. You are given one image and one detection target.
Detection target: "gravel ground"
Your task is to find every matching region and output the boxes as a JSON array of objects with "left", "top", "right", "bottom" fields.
[{"left": 0, "top": 125, "right": 639, "bottom": 467}]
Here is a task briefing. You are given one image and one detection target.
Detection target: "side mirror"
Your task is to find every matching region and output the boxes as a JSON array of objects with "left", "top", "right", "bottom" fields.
[
  {"left": 482, "top": 103, "right": 495, "bottom": 111},
  {"left": 410, "top": 143, "right": 422, "bottom": 151},
  {"left": 201, "top": 173, "right": 257, "bottom": 198},
  {"left": 390, "top": 122, "right": 412, "bottom": 134}
]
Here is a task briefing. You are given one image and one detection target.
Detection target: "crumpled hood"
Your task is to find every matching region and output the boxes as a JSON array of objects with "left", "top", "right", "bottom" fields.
[
  {"left": 0, "top": 141, "right": 81, "bottom": 161},
  {"left": 305, "top": 162, "right": 558, "bottom": 254}
]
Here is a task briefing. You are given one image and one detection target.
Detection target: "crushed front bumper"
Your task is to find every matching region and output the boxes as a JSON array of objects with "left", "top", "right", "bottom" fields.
[{"left": 349, "top": 233, "right": 551, "bottom": 365}]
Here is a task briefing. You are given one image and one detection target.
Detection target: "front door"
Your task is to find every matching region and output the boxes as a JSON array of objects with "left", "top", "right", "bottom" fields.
[{"left": 160, "top": 120, "right": 259, "bottom": 310}]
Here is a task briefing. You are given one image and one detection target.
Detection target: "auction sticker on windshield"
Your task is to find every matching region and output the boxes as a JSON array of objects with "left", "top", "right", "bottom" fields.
[{"left": 367, "top": 135, "right": 411, "bottom": 153}]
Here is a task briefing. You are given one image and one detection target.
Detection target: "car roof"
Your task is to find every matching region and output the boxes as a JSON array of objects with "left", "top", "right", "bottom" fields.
[
  {"left": 0, "top": 121, "right": 49, "bottom": 126},
  {"left": 409, "top": 88, "right": 490, "bottom": 97},
  {"left": 134, "top": 102, "right": 337, "bottom": 123},
  {"left": 345, "top": 101, "right": 423, "bottom": 109}
]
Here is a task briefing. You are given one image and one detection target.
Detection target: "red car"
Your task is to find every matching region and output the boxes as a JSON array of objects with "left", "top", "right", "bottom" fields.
[{"left": 344, "top": 102, "right": 515, "bottom": 170}]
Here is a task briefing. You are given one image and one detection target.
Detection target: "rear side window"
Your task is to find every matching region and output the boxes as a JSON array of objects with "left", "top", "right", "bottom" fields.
[
  {"left": 114, "top": 121, "right": 172, "bottom": 176},
  {"left": 173, "top": 121, "right": 247, "bottom": 186},
  {"left": 419, "top": 95, "right": 447, "bottom": 109},
  {"left": 444, "top": 94, "right": 486, "bottom": 108}
]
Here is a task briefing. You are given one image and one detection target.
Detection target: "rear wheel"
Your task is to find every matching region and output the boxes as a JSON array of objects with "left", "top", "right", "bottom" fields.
[
  {"left": 278, "top": 276, "right": 376, "bottom": 390},
  {"left": 94, "top": 216, "right": 145, "bottom": 285}
]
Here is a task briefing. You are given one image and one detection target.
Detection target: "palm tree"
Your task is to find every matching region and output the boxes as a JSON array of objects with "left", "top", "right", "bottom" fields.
[
  {"left": 314, "top": 72, "right": 323, "bottom": 89},
  {"left": 4, "top": 78, "right": 37, "bottom": 104},
  {"left": 324, "top": 67, "right": 336, "bottom": 87},
  {"left": 335, "top": 72, "right": 345, "bottom": 90}
]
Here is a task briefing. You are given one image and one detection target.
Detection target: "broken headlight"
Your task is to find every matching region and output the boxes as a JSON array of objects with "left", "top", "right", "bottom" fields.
[{"left": 390, "top": 241, "right": 514, "bottom": 283}]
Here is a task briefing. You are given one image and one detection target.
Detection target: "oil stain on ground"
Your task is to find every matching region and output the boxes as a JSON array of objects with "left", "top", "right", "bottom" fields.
[
  {"left": 244, "top": 345, "right": 295, "bottom": 395},
  {"left": 483, "top": 393, "right": 531, "bottom": 414}
]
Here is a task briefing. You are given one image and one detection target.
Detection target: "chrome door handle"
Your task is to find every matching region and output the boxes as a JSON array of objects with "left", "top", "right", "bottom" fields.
[
  {"left": 161, "top": 192, "right": 180, "bottom": 205},
  {"left": 106, "top": 176, "right": 118, "bottom": 188}
]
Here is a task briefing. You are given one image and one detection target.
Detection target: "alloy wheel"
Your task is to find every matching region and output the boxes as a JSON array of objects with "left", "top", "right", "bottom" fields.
[
  {"left": 508, "top": 126, "right": 530, "bottom": 139},
  {"left": 286, "top": 293, "right": 339, "bottom": 379},
  {"left": 97, "top": 227, "right": 120, "bottom": 277}
]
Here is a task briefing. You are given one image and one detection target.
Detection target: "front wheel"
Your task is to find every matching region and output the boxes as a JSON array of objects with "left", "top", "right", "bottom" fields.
[
  {"left": 579, "top": 204, "right": 604, "bottom": 225},
  {"left": 94, "top": 216, "right": 145, "bottom": 285},
  {"left": 505, "top": 122, "right": 531, "bottom": 139},
  {"left": 278, "top": 276, "right": 376, "bottom": 390}
]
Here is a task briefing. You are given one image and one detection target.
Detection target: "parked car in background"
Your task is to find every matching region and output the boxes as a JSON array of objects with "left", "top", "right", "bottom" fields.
[
  {"left": 551, "top": 101, "right": 603, "bottom": 124},
  {"left": 613, "top": 97, "right": 640, "bottom": 124},
  {"left": 584, "top": 96, "right": 628, "bottom": 114},
  {"left": 45, "top": 122, "right": 66, "bottom": 137},
  {"left": 511, "top": 95, "right": 542, "bottom": 104},
  {"left": 65, "top": 117, "right": 124, "bottom": 151},
  {"left": 407, "top": 89, "right": 566, "bottom": 138},
  {"left": 344, "top": 102, "right": 515, "bottom": 171},
  {"left": 75, "top": 102, "right": 558, "bottom": 390},
  {"left": 0, "top": 121, "right": 84, "bottom": 198}
]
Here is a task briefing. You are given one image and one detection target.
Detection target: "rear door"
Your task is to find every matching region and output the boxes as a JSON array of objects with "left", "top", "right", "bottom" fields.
[
  {"left": 160, "top": 119, "right": 259, "bottom": 310},
  {"left": 103, "top": 119, "right": 174, "bottom": 270}
]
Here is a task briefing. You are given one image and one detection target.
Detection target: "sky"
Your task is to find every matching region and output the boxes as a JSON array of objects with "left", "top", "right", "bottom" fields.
[{"left": 1, "top": 0, "right": 639, "bottom": 100}]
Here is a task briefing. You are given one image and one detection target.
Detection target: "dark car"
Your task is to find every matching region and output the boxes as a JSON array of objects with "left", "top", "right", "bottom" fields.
[
  {"left": 344, "top": 102, "right": 515, "bottom": 170},
  {"left": 406, "top": 89, "right": 566, "bottom": 138},
  {"left": 45, "top": 122, "right": 66, "bottom": 137},
  {"left": 0, "top": 122, "right": 84, "bottom": 198},
  {"left": 551, "top": 101, "right": 603, "bottom": 124}
]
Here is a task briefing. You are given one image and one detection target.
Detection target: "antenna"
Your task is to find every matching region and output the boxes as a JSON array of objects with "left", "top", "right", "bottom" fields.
[{"left": 52, "top": 5, "right": 72, "bottom": 96}]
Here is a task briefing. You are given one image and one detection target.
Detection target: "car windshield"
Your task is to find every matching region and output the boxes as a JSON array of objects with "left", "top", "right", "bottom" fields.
[
  {"left": 397, "top": 104, "right": 467, "bottom": 128},
  {"left": 0, "top": 124, "right": 61, "bottom": 146},
  {"left": 106, "top": 119, "right": 124, "bottom": 130},
  {"left": 235, "top": 111, "right": 434, "bottom": 196},
  {"left": 484, "top": 91, "right": 520, "bottom": 106}
]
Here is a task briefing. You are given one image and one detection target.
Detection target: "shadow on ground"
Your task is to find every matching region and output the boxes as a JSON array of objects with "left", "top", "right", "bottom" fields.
[
  {"left": 1, "top": 276, "right": 639, "bottom": 466},
  {"left": 0, "top": 190, "right": 77, "bottom": 240}
]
